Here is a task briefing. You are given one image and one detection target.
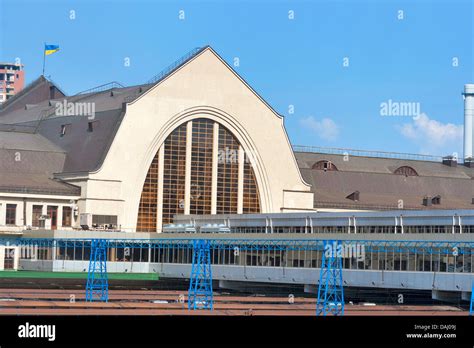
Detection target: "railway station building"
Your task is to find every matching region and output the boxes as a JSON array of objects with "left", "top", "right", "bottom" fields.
[{"left": 0, "top": 47, "right": 473, "bottom": 305}]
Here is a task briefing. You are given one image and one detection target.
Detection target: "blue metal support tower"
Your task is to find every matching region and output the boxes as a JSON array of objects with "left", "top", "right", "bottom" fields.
[
  {"left": 470, "top": 280, "right": 473, "bottom": 316},
  {"left": 188, "top": 239, "right": 213, "bottom": 310},
  {"left": 86, "top": 239, "right": 109, "bottom": 302},
  {"left": 316, "top": 240, "right": 344, "bottom": 316}
]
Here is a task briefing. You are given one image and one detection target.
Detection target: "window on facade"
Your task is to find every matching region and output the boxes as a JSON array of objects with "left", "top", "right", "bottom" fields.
[
  {"left": 190, "top": 119, "right": 214, "bottom": 215},
  {"left": 422, "top": 196, "right": 432, "bottom": 206},
  {"left": 394, "top": 166, "right": 418, "bottom": 176},
  {"left": 432, "top": 196, "right": 441, "bottom": 205},
  {"left": 136, "top": 151, "right": 159, "bottom": 232},
  {"left": 312, "top": 160, "right": 338, "bottom": 171},
  {"left": 162, "top": 123, "right": 187, "bottom": 225},
  {"left": 47, "top": 206, "right": 58, "bottom": 229},
  {"left": 216, "top": 125, "right": 239, "bottom": 214},
  {"left": 243, "top": 153, "right": 260, "bottom": 213},
  {"left": 6, "top": 204, "right": 16, "bottom": 225},
  {"left": 32, "top": 205, "right": 43, "bottom": 227},
  {"left": 62, "top": 206, "right": 72, "bottom": 227}
]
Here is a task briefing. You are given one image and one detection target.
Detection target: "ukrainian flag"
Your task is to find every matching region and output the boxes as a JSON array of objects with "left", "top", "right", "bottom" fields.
[{"left": 44, "top": 44, "right": 59, "bottom": 56}]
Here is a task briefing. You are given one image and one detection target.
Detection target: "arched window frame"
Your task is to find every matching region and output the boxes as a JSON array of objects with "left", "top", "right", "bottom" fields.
[
  {"left": 394, "top": 166, "right": 418, "bottom": 177},
  {"left": 312, "top": 160, "right": 338, "bottom": 171}
]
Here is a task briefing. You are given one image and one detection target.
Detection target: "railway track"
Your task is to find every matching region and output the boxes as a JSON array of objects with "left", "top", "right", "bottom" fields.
[{"left": 0, "top": 289, "right": 467, "bottom": 316}]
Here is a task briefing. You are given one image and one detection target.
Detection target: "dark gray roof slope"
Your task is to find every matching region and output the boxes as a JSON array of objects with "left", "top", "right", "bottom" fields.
[
  {"left": 0, "top": 131, "right": 79, "bottom": 195},
  {"left": 296, "top": 152, "right": 474, "bottom": 210},
  {"left": 36, "top": 109, "right": 125, "bottom": 173},
  {"left": 0, "top": 173, "right": 81, "bottom": 196},
  {"left": 296, "top": 152, "right": 474, "bottom": 179},
  {"left": 0, "top": 84, "right": 154, "bottom": 173},
  {"left": 0, "top": 130, "right": 64, "bottom": 153},
  {"left": 0, "top": 76, "right": 66, "bottom": 115}
]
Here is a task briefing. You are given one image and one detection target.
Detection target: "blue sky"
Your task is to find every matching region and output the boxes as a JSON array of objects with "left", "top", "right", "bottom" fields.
[{"left": 1, "top": 0, "right": 473, "bottom": 156}]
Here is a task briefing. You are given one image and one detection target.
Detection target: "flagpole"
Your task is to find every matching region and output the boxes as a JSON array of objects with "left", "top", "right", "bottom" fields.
[{"left": 42, "top": 42, "right": 46, "bottom": 76}]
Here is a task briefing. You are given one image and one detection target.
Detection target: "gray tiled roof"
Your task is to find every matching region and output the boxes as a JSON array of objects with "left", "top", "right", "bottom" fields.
[
  {"left": 295, "top": 151, "right": 474, "bottom": 179},
  {"left": 36, "top": 108, "right": 125, "bottom": 173},
  {"left": 0, "top": 173, "right": 81, "bottom": 196},
  {"left": 296, "top": 152, "right": 474, "bottom": 210},
  {"left": 1, "top": 84, "right": 153, "bottom": 173},
  {"left": 0, "top": 131, "right": 79, "bottom": 195},
  {"left": 0, "top": 130, "right": 64, "bottom": 153}
]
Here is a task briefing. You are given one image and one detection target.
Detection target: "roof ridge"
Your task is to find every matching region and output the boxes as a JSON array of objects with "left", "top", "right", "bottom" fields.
[
  {"left": 303, "top": 165, "right": 473, "bottom": 179},
  {"left": 75, "top": 81, "right": 125, "bottom": 96},
  {"left": 293, "top": 145, "right": 444, "bottom": 163},
  {"left": 123, "top": 46, "right": 208, "bottom": 104}
]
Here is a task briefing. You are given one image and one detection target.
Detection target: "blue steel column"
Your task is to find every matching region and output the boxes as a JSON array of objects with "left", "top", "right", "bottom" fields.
[
  {"left": 316, "top": 240, "right": 344, "bottom": 316},
  {"left": 470, "top": 280, "right": 473, "bottom": 315},
  {"left": 188, "top": 239, "right": 213, "bottom": 310},
  {"left": 85, "top": 239, "right": 109, "bottom": 302}
]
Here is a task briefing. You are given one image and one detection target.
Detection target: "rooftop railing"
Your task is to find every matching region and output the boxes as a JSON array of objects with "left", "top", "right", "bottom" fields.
[
  {"left": 146, "top": 47, "right": 204, "bottom": 85},
  {"left": 75, "top": 81, "right": 124, "bottom": 95},
  {"left": 293, "top": 145, "right": 445, "bottom": 162},
  {"left": 123, "top": 46, "right": 206, "bottom": 104}
]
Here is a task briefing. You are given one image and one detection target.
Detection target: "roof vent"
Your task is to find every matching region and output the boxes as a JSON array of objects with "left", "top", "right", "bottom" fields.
[
  {"left": 346, "top": 191, "right": 360, "bottom": 202},
  {"left": 49, "top": 85, "right": 57, "bottom": 100},
  {"left": 110, "top": 90, "right": 114, "bottom": 97},
  {"left": 87, "top": 121, "right": 96, "bottom": 132},
  {"left": 442, "top": 155, "right": 457, "bottom": 167},
  {"left": 60, "top": 124, "right": 70, "bottom": 137},
  {"left": 139, "top": 87, "right": 143, "bottom": 93},
  {"left": 465, "top": 158, "right": 474, "bottom": 168},
  {"left": 422, "top": 196, "right": 432, "bottom": 206}
]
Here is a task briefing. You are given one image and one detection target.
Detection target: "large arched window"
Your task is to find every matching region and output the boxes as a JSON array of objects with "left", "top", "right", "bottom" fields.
[{"left": 136, "top": 118, "right": 261, "bottom": 231}]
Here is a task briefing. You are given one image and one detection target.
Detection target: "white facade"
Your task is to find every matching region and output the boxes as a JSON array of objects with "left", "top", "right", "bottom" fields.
[{"left": 0, "top": 194, "right": 79, "bottom": 232}]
